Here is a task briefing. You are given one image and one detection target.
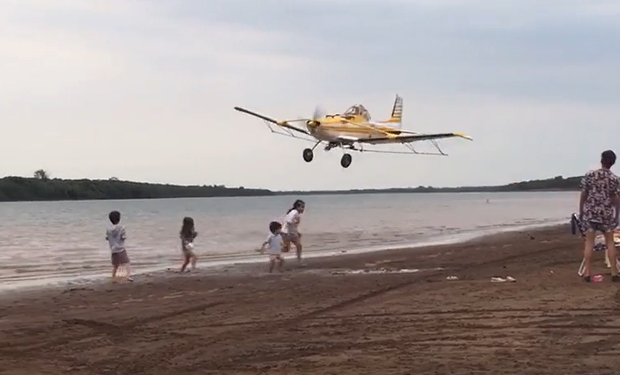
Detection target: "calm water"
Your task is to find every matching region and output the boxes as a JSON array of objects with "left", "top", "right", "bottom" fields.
[{"left": 0, "top": 192, "right": 577, "bottom": 289}]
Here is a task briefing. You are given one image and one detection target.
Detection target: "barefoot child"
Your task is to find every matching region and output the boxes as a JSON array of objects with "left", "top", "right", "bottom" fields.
[
  {"left": 282, "top": 199, "right": 305, "bottom": 264},
  {"left": 180, "top": 217, "right": 198, "bottom": 272},
  {"left": 260, "top": 221, "right": 285, "bottom": 273},
  {"left": 105, "top": 210, "right": 133, "bottom": 282}
]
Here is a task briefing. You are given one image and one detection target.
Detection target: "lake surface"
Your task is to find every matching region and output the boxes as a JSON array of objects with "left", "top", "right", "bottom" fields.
[{"left": 0, "top": 191, "right": 578, "bottom": 290}]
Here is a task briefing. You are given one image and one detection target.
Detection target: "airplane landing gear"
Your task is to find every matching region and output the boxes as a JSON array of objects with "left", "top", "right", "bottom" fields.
[
  {"left": 340, "top": 153, "right": 352, "bottom": 168},
  {"left": 303, "top": 142, "right": 352, "bottom": 168},
  {"left": 303, "top": 141, "right": 321, "bottom": 163},
  {"left": 302, "top": 148, "right": 314, "bottom": 162}
]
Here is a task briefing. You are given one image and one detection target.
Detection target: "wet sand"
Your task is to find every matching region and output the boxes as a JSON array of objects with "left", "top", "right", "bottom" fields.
[{"left": 1, "top": 225, "right": 620, "bottom": 374}]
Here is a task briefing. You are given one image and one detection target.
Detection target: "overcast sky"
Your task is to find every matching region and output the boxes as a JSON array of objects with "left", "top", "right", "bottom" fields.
[{"left": 1, "top": 0, "right": 619, "bottom": 190}]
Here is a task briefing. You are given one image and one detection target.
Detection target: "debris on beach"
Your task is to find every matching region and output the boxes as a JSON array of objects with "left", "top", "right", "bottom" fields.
[
  {"left": 364, "top": 260, "right": 397, "bottom": 267},
  {"left": 62, "top": 287, "right": 93, "bottom": 294},
  {"left": 331, "top": 268, "right": 418, "bottom": 275},
  {"left": 491, "top": 276, "right": 516, "bottom": 283},
  {"left": 446, "top": 276, "right": 459, "bottom": 281},
  {"left": 330, "top": 267, "right": 443, "bottom": 276}
]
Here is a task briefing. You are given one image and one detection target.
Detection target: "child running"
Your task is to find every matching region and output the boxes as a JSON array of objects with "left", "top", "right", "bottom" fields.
[
  {"left": 260, "top": 221, "right": 285, "bottom": 273},
  {"left": 180, "top": 216, "right": 198, "bottom": 272},
  {"left": 282, "top": 199, "right": 305, "bottom": 264},
  {"left": 105, "top": 210, "right": 133, "bottom": 282}
]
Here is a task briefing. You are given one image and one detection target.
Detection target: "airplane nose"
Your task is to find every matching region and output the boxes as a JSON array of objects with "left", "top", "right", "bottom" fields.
[{"left": 306, "top": 120, "right": 320, "bottom": 129}]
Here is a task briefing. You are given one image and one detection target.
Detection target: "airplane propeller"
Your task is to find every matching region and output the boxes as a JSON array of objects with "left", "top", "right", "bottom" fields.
[
  {"left": 276, "top": 106, "right": 325, "bottom": 131},
  {"left": 306, "top": 105, "right": 324, "bottom": 129}
]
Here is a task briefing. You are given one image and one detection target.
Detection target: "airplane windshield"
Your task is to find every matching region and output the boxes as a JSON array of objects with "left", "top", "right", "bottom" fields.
[{"left": 343, "top": 104, "right": 371, "bottom": 120}]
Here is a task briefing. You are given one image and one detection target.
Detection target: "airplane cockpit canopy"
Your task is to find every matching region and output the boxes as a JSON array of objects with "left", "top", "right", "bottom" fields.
[{"left": 343, "top": 104, "right": 371, "bottom": 120}]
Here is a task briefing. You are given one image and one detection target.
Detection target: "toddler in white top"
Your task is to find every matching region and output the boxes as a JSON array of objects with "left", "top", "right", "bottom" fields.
[{"left": 260, "top": 221, "right": 285, "bottom": 273}]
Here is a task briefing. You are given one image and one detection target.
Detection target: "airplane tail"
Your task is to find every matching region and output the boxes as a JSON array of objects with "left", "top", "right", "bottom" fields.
[{"left": 383, "top": 95, "right": 403, "bottom": 128}]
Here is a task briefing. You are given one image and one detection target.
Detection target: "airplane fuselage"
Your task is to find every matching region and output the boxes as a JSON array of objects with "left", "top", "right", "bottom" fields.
[{"left": 306, "top": 115, "right": 402, "bottom": 143}]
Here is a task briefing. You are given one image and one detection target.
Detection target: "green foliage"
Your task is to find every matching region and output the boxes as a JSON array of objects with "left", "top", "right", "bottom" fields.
[
  {"left": 33, "top": 169, "right": 50, "bottom": 180},
  {"left": 0, "top": 177, "right": 273, "bottom": 202}
]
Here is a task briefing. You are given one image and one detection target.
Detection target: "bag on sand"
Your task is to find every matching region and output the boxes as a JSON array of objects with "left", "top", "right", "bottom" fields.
[{"left": 571, "top": 214, "right": 620, "bottom": 276}]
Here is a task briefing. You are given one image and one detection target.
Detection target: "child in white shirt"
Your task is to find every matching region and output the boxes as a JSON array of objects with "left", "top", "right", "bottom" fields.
[
  {"left": 179, "top": 216, "right": 199, "bottom": 272},
  {"left": 105, "top": 210, "right": 133, "bottom": 282},
  {"left": 260, "top": 221, "right": 285, "bottom": 273},
  {"left": 282, "top": 199, "right": 305, "bottom": 263}
]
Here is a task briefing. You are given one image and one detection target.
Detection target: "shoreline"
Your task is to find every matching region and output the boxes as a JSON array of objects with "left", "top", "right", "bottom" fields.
[
  {"left": 3, "top": 223, "right": 616, "bottom": 374},
  {"left": 0, "top": 220, "right": 567, "bottom": 295}
]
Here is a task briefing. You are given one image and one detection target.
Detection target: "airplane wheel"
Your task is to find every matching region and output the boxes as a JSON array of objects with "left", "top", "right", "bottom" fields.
[
  {"left": 340, "top": 153, "right": 352, "bottom": 168},
  {"left": 302, "top": 148, "right": 314, "bottom": 162}
]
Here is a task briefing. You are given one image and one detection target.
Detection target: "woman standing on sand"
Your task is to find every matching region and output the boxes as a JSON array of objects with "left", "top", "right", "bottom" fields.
[{"left": 282, "top": 199, "right": 305, "bottom": 264}]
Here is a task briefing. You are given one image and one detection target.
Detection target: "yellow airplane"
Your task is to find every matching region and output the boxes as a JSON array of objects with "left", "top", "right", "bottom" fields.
[{"left": 234, "top": 95, "right": 472, "bottom": 168}]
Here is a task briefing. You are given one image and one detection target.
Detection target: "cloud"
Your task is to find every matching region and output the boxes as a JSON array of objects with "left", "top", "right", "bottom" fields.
[{"left": 0, "top": 0, "right": 619, "bottom": 190}]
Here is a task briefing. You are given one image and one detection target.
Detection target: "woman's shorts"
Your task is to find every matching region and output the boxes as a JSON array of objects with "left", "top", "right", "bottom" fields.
[
  {"left": 111, "top": 250, "right": 130, "bottom": 266},
  {"left": 584, "top": 221, "right": 615, "bottom": 233},
  {"left": 282, "top": 232, "right": 301, "bottom": 242}
]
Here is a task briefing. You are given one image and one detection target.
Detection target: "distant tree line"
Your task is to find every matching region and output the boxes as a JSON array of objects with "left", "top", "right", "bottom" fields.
[
  {"left": 0, "top": 170, "right": 272, "bottom": 202},
  {"left": 280, "top": 175, "right": 582, "bottom": 195},
  {"left": 0, "top": 170, "right": 582, "bottom": 203}
]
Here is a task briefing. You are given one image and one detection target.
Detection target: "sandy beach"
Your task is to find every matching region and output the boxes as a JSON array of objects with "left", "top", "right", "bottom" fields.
[{"left": 1, "top": 225, "right": 620, "bottom": 374}]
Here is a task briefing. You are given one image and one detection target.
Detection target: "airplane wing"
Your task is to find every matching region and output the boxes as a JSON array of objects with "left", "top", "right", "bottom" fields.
[
  {"left": 234, "top": 106, "right": 310, "bottom": 135},
  {"left": 336, "top": 117, "right": 472, "bottom": 144},
  {"left": 348, "top": 132, "right": 473, "bottom": 145}
]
